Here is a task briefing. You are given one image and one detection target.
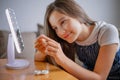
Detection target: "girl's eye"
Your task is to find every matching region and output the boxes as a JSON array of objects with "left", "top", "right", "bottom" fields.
[
  {"left": 61, "top": 20, "right": 65, "bottom": 26},
  {"left": 53, "top": 27, "right": 57, "bottom": 30}
]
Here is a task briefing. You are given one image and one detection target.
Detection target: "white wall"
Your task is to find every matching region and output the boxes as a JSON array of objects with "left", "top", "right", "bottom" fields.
[
  {"left": 0, "top": 0, "right": 119, "bottom": 32},
  {"left": 0, "top": 0, "right": 53, "bottom": 32},
  {"left": 76, "top": 0, "right": 120, "bottom": 28}
]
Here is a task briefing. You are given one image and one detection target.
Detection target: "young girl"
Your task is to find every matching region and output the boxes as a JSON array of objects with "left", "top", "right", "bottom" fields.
[{"left": 35, "top": 0, "right": 120, "bottom": 80}]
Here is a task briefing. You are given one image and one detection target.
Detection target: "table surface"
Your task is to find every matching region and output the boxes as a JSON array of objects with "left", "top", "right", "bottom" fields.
[{"left": 0, "top": 59, "right": 78, "bottom": 80}]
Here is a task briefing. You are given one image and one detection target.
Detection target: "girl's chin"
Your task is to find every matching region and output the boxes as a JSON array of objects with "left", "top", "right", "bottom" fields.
[
  {"left": 64, "top": 37, "right": 77, "bottom": 43},
  {"left": 66, "top": 39, "right": 75, "bottom": 43}
]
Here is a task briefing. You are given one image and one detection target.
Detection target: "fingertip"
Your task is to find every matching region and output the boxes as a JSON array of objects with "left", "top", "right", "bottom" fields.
[{"left": 40, "top": 34, "right": 45, "bottom": 37}]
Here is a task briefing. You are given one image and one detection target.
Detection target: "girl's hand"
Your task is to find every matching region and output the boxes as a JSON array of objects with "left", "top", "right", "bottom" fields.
[
  {"left": 35, "top": 34, "right": 66, "bottom": 65},
  {"left": 35, "top": 36, "right": 47, "bottom": 54},
  {"left": 34, "top": 35, "right": 48, "bottom": 61}
]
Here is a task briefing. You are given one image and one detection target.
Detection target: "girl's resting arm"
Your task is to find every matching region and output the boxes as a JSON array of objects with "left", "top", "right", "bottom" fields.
[{"left": 59, "top": 44, "right": 118, "bottom": 80}]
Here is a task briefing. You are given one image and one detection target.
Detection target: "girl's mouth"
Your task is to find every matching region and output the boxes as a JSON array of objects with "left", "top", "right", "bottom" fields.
[{"left": 63, "top": 32, "right": 71, "bottom": 39}]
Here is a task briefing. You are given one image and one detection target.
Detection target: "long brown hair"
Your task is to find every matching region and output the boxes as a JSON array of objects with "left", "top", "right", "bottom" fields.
[{"left": 44, "top": 0, "right": 95, "bottom": 62}]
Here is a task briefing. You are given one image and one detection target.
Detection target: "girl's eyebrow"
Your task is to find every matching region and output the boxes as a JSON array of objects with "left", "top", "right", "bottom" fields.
[
  {"left": 58, "top": 17, "right": 65, "bottom": 23},
  {"left": 51, "top": 17, "right": 65, "bottom": 28}
]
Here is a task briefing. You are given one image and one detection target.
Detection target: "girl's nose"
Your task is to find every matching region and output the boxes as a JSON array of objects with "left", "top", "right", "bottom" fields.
[{"left": 57, "top": 28, "right": 66, "bottom": 36}]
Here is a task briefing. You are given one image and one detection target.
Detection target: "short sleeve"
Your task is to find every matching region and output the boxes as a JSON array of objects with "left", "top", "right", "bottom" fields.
[{"left": 98, "top": 24, "right": 119, "bottom": 46}]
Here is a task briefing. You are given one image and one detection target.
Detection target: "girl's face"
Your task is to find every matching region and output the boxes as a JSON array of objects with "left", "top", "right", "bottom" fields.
[{"left": 49, "top": 11, "right": 83, "bottom": 43}]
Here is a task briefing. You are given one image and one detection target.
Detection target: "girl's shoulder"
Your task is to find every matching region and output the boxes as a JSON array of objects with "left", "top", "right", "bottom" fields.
[
  {"left": 96, "top": 21, "right": 119, "bottom": 46},
  {"left": 95, "top": 21, "right": 118, "bottom": 33}
]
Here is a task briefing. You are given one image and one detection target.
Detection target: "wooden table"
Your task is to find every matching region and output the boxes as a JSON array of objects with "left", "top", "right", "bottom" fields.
[{"left": 0, "top": 59, "right": 78, "bottom": 80}]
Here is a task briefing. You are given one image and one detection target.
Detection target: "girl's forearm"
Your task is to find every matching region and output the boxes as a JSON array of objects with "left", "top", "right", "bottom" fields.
[{"left": 59, "top": 57, "right": 102, "bottom": 80}]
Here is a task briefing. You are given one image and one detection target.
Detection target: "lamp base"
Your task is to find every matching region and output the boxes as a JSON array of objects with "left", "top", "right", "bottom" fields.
[{"left": 6, "top": 59, "right": 29, "bottom": 69}]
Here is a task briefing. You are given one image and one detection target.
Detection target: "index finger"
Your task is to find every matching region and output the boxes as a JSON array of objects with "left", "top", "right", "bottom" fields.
[
  {"left": 40, "top": 34, "right": 57, "bottom": 44},
  {"left": 35, "top": 34, "right": 45, "bottom": 43}
]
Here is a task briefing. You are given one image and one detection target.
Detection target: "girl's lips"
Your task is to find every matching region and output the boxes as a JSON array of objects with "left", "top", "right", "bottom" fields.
[{"left": 63, "top": 32, "right": 71, "bottom": 39}]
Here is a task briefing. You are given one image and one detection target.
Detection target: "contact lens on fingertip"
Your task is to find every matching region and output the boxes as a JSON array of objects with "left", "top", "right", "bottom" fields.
[{"left": 42, "top": 39, "right": 47, "bottom": 45}]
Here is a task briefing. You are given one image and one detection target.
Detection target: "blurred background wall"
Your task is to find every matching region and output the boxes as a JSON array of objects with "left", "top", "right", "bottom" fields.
[{"left": 0, "top": 0, "right": 120, "bottom": 32}]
